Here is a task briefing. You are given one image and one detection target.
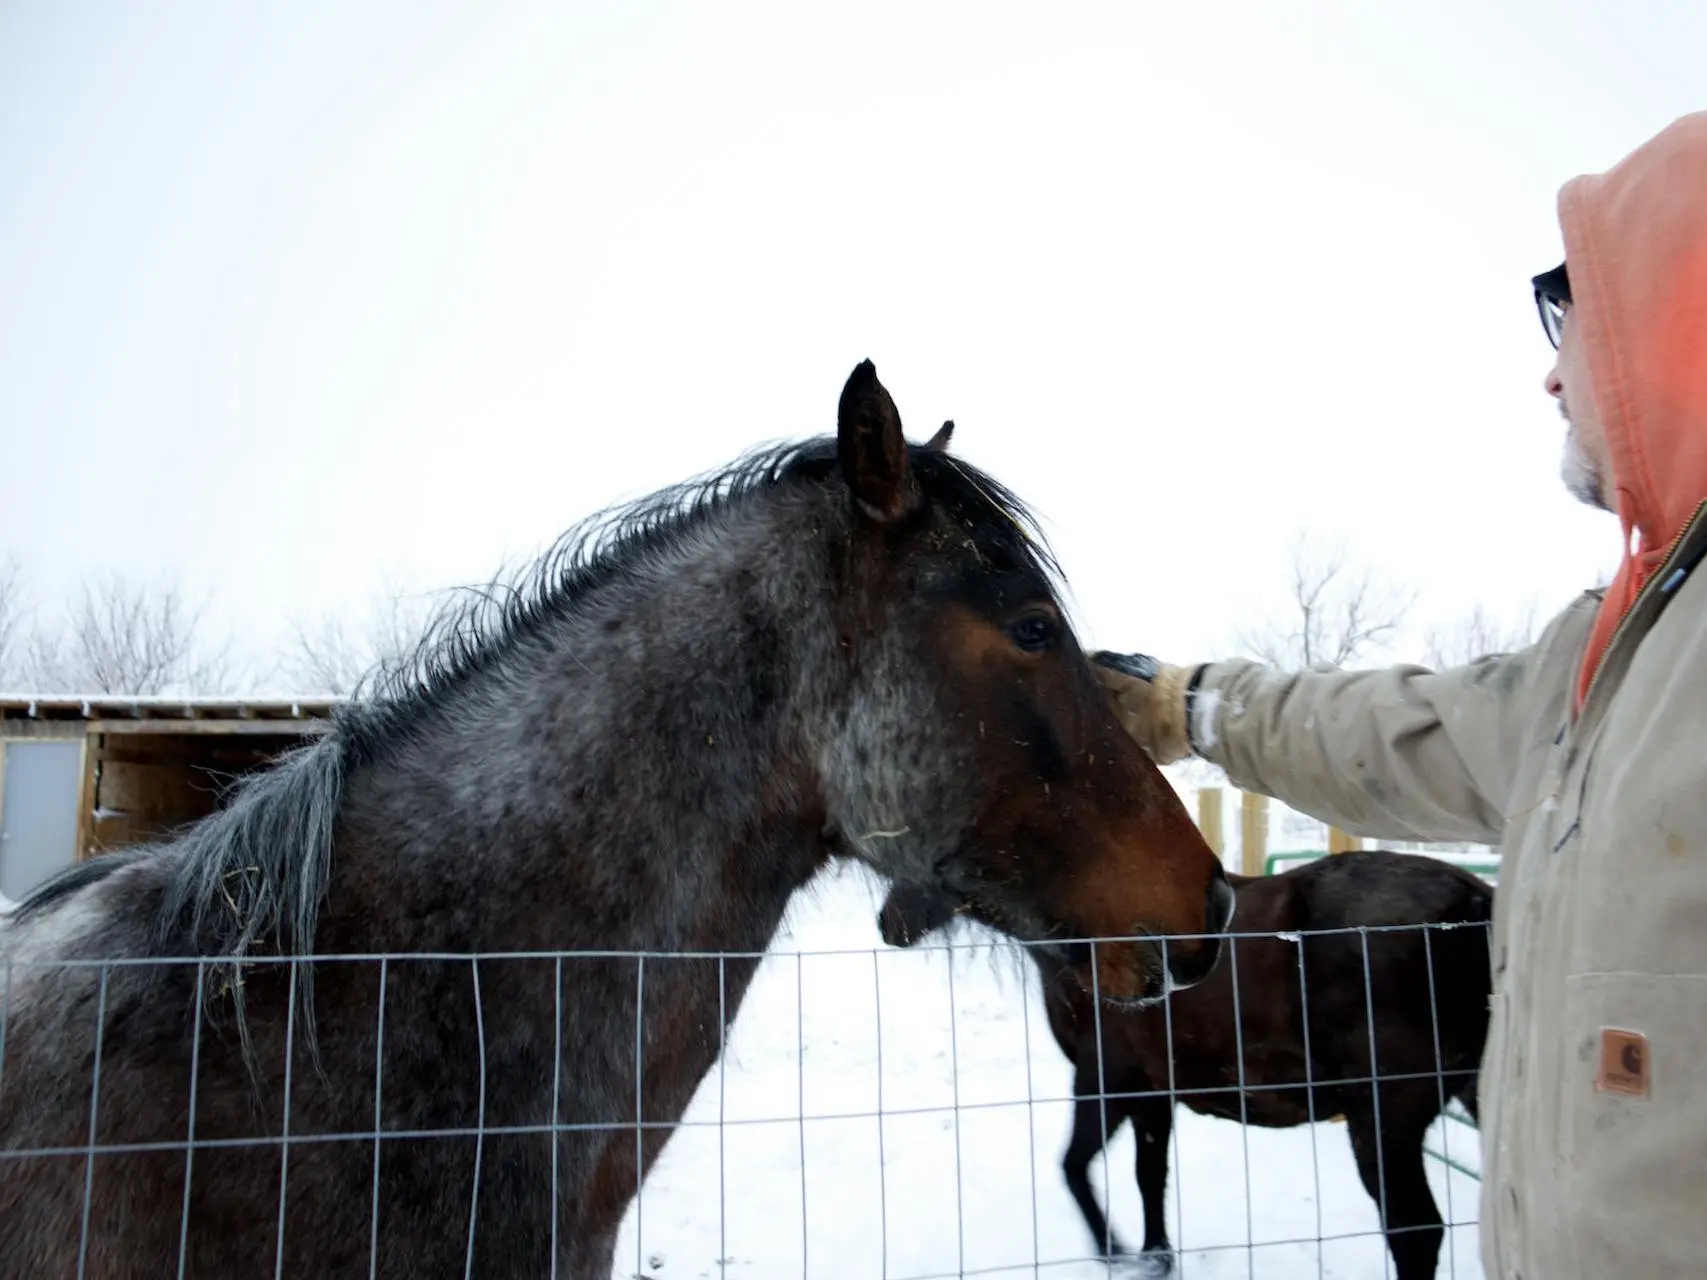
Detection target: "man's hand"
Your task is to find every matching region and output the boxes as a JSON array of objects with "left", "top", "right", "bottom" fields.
[{"left": 1091, "top": 651, "right": 1199, "bottom": 765}]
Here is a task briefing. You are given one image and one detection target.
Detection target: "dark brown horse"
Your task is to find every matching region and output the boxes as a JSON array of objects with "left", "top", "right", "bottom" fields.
[
  {"left": 0, "top": 362, "right": 1230, "bottom": 1279},
  {"left": 880, "top": 849, "right": 1492, "bottom": 1280}
]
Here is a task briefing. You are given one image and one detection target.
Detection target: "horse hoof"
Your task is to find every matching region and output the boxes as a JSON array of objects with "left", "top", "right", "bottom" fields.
[{"left": 1122, "top": 1248, "right": 1175, "bottom": 1278}]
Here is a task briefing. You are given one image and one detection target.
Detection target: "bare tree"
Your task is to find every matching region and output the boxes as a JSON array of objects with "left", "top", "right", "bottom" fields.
[
  {"left": 1227, "top": 529, "right": 1416, "bottom": 670},
  {"left": 24, "top": 572, "right": 230, "bottom": 696},
  {"left": 0, "top": 556, "right": 22, "bottom": 688},
  {"left": 281, "top": 614, "right": 374, "bottom": 697},
  {"left": 1421, "top": 600, "right": 1542, "bottom": 670},
  {"left": 278, "top": 575, "right": 440, "bottom": 696}
]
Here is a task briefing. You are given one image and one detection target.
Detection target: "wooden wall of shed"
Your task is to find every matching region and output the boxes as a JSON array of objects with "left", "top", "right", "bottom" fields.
[{"left": 85, "top": 732, "right": 310, "bottom": 856}]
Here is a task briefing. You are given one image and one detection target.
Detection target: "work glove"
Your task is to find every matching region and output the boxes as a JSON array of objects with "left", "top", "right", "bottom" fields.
[{"left": 1090, "top": 651, "right": 1201, "bottom": 765}]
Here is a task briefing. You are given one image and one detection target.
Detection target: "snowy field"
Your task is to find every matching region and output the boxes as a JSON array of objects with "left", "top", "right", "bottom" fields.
[{"left": 610, "top": 863, "right": 1485, "bottom": 1280}]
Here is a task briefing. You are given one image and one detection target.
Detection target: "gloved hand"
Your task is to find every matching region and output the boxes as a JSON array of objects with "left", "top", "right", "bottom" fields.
[{"left": 1090, "top": 651, "right": 1201, "bottom": 765}]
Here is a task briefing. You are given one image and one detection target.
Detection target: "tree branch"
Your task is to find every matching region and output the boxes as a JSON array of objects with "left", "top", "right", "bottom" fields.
[
  {"left": 1226, "top": 529, "right": 1414, "bottom": 671},
  {"left": 24, "top": 571, "right": 229, "bottom": 696}
]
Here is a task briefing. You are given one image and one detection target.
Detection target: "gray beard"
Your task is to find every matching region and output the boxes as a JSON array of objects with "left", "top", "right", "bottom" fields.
[{"left": 1561, "top": 422, "right": 1611, "bottom": 513}]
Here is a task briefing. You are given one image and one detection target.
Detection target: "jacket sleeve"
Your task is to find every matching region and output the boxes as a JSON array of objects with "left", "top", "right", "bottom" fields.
[{"left": 1192, "top": 598, "right": 1594, "bottom": 846}]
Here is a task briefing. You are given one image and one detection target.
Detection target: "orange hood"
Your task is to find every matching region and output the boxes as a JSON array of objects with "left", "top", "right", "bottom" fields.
[{"left": 1564, "top": 112, "right": 1707, "bottom": 710}]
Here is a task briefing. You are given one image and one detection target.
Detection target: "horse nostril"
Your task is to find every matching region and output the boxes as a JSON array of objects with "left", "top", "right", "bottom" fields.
[
  {"left": 1163, "top": 934, "right": 1223, "bottom": 991},
  {"left": 1155, "top": 875, "right": 1235, "bottom": 993}
]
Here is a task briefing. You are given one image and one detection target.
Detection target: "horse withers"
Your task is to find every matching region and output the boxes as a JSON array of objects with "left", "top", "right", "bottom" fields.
[
  {"left": 0, "top": 361, "right": 1230, "bottom": 1279},
  {"left": 880, "top": 849, "right": 1493, "bottom": 1280}
]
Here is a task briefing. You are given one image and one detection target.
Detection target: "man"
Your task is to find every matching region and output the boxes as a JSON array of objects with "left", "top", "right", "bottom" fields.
[{"left": 1092, "top": 112, "right": 1707, "bottom": 1279}]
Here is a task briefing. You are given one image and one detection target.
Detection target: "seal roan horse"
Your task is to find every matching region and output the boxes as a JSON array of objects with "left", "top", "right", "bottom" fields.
[{"left": 0, "top": 362, "right": 1231, "bottom": 1279}]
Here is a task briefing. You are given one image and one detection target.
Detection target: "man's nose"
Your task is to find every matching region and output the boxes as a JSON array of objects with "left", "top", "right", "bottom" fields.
[{"left": 1544, "top": 364, "right": 1563, "bottom": 398}]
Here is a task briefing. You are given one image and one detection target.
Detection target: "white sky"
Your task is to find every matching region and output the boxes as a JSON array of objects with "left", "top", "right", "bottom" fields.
[{"left": 3, "top": 0, "right": 1704, "bottom": 688}]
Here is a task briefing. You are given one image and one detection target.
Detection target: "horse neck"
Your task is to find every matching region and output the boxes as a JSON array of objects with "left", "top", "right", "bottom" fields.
[{"left": 326, "top": 508, "right": 838, "bottom": 958}]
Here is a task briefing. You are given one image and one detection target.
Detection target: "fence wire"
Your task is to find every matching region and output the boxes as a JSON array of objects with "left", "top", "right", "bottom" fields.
[{"left": 0, "top": 916, "right": 1490, "bottom": 1279}]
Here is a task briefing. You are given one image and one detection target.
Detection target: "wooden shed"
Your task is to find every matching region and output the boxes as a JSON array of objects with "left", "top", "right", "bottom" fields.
[{"left": 0, "top": 697, "right": 339, "bottom": 903}]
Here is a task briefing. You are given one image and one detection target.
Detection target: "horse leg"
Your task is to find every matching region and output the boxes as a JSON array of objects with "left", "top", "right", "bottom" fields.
[
  {"left": 1131, "top": 1095, "right": 1177, "bottom": 1277},
  {"left": 1060, "top": 1059, "right": 1130, "bottom": 1258},
  {"left": 1345, "top": 1104, "right": 1444, "bottom": 1280},
  {"left": 560, "top": 1227, "right": 621, "bottom": 1280}
]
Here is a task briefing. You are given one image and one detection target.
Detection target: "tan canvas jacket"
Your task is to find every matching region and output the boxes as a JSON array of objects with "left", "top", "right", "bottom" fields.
[
  {"left": 1192, "top": 114, "right": 1707, "bottom": 1280},
  {"left": 1198, "top": 510, "right": 1707, "bottom": 1277}
]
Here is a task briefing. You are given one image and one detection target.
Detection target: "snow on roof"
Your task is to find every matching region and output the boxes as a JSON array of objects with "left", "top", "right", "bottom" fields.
[{"left": 0, "top": 695, "right": 344, "bottom": 725}]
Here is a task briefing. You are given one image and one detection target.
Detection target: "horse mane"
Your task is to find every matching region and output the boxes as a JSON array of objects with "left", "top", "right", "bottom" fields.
[
  {"left": 127, "top": 432, "right": 1056, "bottom": 1059},
  {"left": 343, "top": 439, "right": 827, "bottom": 758},
  {"left": 153, "top": 737, "right": 346, "bottom": 1063},
  {"left": 343, "top": 436, "right": 1058, "bottom": 757}
]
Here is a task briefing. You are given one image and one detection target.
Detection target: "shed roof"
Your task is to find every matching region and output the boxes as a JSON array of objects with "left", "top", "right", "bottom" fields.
[{"left": 0, "top": 695, "right": 342, "bottom": 734}]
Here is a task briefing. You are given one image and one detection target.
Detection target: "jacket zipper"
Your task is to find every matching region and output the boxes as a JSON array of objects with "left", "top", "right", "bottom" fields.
[{"left": 1579, "top": 500, "right": 1707, "bottom": 718}]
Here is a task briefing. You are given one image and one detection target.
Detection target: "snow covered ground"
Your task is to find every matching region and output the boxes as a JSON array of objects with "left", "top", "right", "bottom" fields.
[{"left": 610, "top": 864, "right": 1485, "bottom": 1280}]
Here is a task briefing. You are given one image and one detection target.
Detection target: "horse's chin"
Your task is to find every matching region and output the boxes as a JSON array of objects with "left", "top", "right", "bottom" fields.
[
  {"left": 1043, "top": 938, "right": 1171, "bottom": 1007},
  {"left": 1099, "top": 987, "right": 1168, "bottom": 1010},
  {"left": 959, "top": 922, "right": 1172, "bottom": 1006}
]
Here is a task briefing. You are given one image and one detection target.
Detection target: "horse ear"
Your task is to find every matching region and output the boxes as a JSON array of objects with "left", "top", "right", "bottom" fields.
[
  {"left": 925, "top": 420, "right": 954, "bottom": 452},
  {"left": 837, "top": 360, "right": 920, "bottom": 523}
]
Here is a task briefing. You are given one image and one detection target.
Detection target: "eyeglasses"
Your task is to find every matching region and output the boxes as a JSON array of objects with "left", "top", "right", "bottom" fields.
[{"left": 1532, "top": 262, "right": 1572, "bottom": 349}]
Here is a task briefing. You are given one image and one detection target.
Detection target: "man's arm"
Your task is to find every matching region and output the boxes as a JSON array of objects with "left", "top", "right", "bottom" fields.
[
  {"left": 1196, "top": 657, "right": 1524, "bottom": 845},
  {"left": 1095, "top": 594, "right": 1597, "bottom": 846}
]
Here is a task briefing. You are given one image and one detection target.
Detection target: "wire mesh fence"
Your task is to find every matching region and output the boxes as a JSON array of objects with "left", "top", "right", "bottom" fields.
[
  {"left": 0, "top": 866, "right": 1491, "bottom": 1280},
  {"left": 0, "top": 863, "right": 1488, "bottom": 1280},
  {"left": 674, "top": 872, "right": 1492, "bottom": 1280}
]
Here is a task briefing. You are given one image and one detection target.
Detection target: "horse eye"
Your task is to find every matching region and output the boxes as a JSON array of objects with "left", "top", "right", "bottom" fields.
[{"left": 1009, "top": 613, "right": 1058, "bottom": 653}]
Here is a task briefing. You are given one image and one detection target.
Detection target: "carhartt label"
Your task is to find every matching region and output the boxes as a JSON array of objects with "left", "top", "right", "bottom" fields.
[{"left": 1595, "top": 1028, "right": 1650, "bottom": 1097}]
